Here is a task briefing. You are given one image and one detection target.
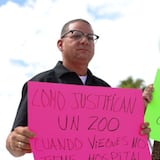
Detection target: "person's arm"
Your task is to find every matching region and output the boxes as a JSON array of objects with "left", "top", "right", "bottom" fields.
[
  {"left": 140, "top": 84, "right": 154, "bottom": 138},
  {"left": 6, "top": 126, "right": 35, "bottom": 157},
  {"left": 142, "top": 84, "right": 153, "bottom": 110},
  {"left": 6, "top": 82, "right": 35, "bottom": 157},
  {"left": 140, "top": 122, "right": 150, "bottom": 138}
]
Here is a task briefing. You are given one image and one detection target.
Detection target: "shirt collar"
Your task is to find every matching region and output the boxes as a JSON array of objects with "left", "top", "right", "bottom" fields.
[{"left": 54, "top": 61, "right": 93, "bottom": 78}]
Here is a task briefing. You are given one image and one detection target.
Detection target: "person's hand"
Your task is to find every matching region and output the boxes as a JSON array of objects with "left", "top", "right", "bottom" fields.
[
  {"left": 141, "top": 84, "right": 153, "bottom": 139},
  {"left": 140, "top": 122, "right": 151, "bottom": 139},
  {"left": 6, "top": 126, "right": 35, "bottom": 157},
  {"left": 142, "top": 84, "right": 154, "bottom": 111}
]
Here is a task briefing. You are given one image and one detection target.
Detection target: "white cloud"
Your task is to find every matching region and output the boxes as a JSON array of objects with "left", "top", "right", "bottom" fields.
[
  {"left": 90, "top": 0, "right": 160, "bottom": 86},
  {"left": 0, "top": 0, "right": 160, "bottom": 159}
]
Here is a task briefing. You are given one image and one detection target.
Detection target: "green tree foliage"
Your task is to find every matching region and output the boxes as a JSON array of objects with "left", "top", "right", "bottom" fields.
[{"left": 117, "top": 76, "right": 145, "bottom": 89}]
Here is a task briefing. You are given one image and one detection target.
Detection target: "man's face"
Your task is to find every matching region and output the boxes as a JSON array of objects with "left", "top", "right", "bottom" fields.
[{"left": 58, "top": 21, "right": 95, "bottom": 66}]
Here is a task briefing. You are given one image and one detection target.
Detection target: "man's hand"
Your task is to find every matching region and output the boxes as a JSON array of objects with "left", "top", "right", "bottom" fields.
[
  {"left": 6, "top": 126, "right": 35, "bottom": 157},
  {"left": 140, "top": 122, "right": 151, "bottom": 138},
  {"left": 143, "top": 84, "right": 154, "bottom": 111}
]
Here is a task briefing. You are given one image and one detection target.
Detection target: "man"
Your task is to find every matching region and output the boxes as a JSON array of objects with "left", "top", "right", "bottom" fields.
[{"left": 6, "top": 18, "right": 151, "bottom": 157}]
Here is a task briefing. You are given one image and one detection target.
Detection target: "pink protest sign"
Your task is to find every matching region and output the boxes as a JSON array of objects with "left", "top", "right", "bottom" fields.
[{"left": 28, "top": 81, "right": 151, "bottom": 160}]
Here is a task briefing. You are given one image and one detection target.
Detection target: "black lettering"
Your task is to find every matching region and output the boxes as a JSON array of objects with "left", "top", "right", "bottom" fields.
[
  {"left": 58, "top": 115, "right": 79, "bottom": 131},
  {"left": 97, "top": 117, "right": 108, "bottom": 131},
  {"left": 88, "top": 116, "right": 120, "bottom": 132},
  {"left": 88, "top": 154, "right": 108, "bottom": 160},
  {"left": 34, "top": 137, "right": 83, "bottom": 151},
  {"left": 131, "top": 137, "right": 146, "bottom": 149},
  {"left": 119, "top": 97, "right": 136, "bottom": 114},
  {"left": 88, "top": 116, "right": 98, "bottom": 130},
  {"left": 88, "top": 135, "right": 97, "bottom": 149},
  {"left": 32, "top": 88, "right": 65, "bottom": 110},
  {"left": 40, "top": 154, "right": 76, "bottom": 160}
]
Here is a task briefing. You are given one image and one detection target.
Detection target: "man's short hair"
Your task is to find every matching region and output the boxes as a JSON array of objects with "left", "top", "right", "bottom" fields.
[{"left": 60, "top": 19, "right": 91, "bottom": 37}]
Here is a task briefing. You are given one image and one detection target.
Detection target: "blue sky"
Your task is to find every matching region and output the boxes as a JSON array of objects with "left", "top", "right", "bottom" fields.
[
  {"left": 0, "top": 0, "right": 27, "bottom": 6},
  {"left": 10, "top": 59, "right": 29, "bottom": 67},
  {"left": 87, "top": 5, "right": 122, "bottom": 20},
  {"left": 0, "top": 0, "right": 160, "bottom": 159}
]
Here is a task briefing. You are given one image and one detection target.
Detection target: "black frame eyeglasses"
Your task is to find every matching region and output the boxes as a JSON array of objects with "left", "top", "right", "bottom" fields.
[{"left": 61, "top": 30, "right": 99, "bottom": 43}]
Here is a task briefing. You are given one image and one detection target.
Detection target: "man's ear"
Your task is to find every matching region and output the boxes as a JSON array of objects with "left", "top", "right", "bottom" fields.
[{"left": 57, "top": 39, "right": 63, "bottom": 51}]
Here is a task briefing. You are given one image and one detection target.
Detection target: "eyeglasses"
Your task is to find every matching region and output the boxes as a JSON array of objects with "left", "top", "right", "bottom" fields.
[{"left": 61, "top": 30, "right": 99, "bottom": 42}]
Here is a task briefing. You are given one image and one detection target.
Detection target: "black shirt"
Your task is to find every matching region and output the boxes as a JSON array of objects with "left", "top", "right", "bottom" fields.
[{"left": 12, "top": 61, "right": 110, "bottom": 130}]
